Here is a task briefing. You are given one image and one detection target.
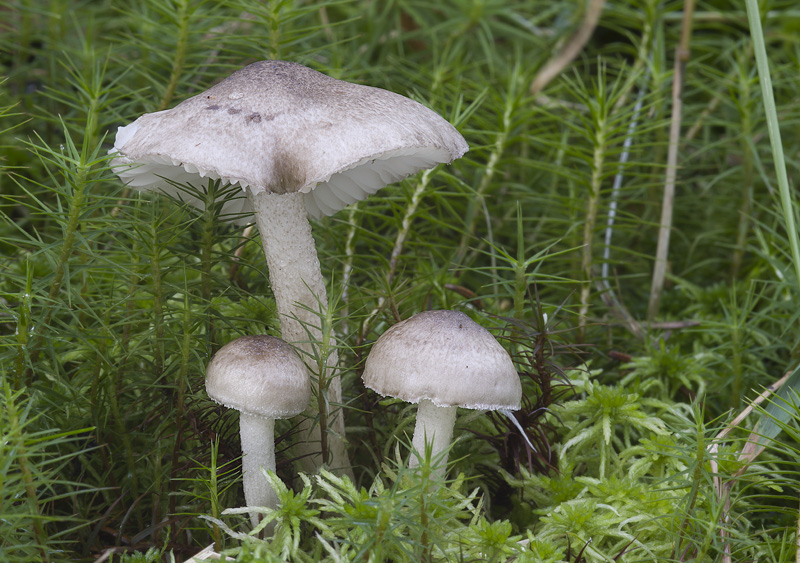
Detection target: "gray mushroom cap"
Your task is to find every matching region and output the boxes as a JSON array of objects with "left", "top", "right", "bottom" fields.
[
  {"left": 110, "top": 60, "right": 469, "bottom": 222},
  {"left": 206, "top": 335, "right": 310, "bottom": 419},
  {"left": 363, "top": 310, "right": 522, "bottom": 410}
]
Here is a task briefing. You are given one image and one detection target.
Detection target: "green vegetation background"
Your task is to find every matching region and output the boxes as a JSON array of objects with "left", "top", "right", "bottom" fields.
[{"left": 3, "top": 1, "right": 800, "bottom": 561}]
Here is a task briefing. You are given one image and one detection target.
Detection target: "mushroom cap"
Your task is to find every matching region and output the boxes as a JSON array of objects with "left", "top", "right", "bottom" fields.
[
  {"left": 362, "top": 310, "right": 521, "bottom": 410},
  {"left": 206, "top": 335, "right": 310, "bottom": 419},
  {"left": 111, "top": 60, "right": 468, "bottom": 222}
]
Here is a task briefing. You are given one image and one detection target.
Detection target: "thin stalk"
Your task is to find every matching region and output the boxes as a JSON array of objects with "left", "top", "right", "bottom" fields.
[
  {"left": 90, "top": 307, "right": 118, "bottom": 497},
  {"left": 5, "top": 383, "right": 50, "bottom": 563},
  {"left": 341, "top": 203, "right": 358, "bottom": 322},
  {"left": 728, "top": 48, "right": 757, "bottom": 281},
  {"left": 267, "top": 0, "right": 282, "bottom": 60},
  {"left": 693, "top": 496, "right": 720, "bottom": 561},
  {"left": 14, "top": 1, "right": 33, "bottom": 109},
  {"left": 683, "top": 44, "right": 754, "bottom": 144},
  {"left": 660, "top": 9, "right": 800, "bottom": 23},
  {"left": 25, "top": 154, "right": 90, "bottom": 383},
  {"left": 13, "top": 255, "right": 33, "bottom": 390},
  {"left": 612, "top": 7, "right": 653, "bottom": 112},
  {"left": 316, "top": 346, "right": 329, "bottom": 467},
  {"left": 731, "top": 137, "right": 754, "bottom": 280},
  {"left": 420, "top": 496, "right": 431, "bottom": 563},
  {"left": 209, "top": 438, "right": 223, "bottom": 551},
  {"left": 601, "top": 85, "right": 646, "bottom": 285},
  {"left": 578, "top": 113, "right": 607, "bottom": 339},
  {"left": 169, "top": 290, "right": 192, "bottom": 517},
  {"left": 513, "top": 203, "right": 526, "bottom": 321},
  {"left": 108, "top": 357, "right": 142, "bottom": 532},
  {"left": 150, "top": 218, "right": 165, "bottom": 377},
  {"left": 150, "top": 442, "right": 164, "bottom": 543},
  {"left": 671, "top": 412, "right": 705, "bottom": 560},
  {"left": 730, "top": 325, "right": 743, "bottom": 412},
  {"left": 148, "top": 240, "right": 169, "bottom": 534},
  {"left": 418, "top": 462, "right": 432, "bottom": 563},
  {"left": 647, "top": 0, "right": 696, "bottom": 321},
  {"left": 122, "top": 231, "right": 141, "bottom": 349},
  {"left": 745, "top": 0, "right": 800, "bottom": 289},
  {"left": 200, "top": 180, "right": 218, "bottom": 349},
  {"left": 456, "top": 137, "right": 502, "bottom": 262},
  {"left": 455, "top": 87, "right": 513, "bottom": 265},
  {"left": 48, "top": 167, "right": 87, "bottom": 307},
  {"left": 24, "top": 83, "right": 101, "bottom": 378},
  {"left": 359, "top": 170, "right": 433, "bottom": 344},
  {"left": 388, "top": 170, "right": 434, "bottom": 278}
]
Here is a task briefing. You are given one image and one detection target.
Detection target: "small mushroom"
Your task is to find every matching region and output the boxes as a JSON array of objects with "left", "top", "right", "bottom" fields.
[
  {"left": 111, "top": 61, "right": 468, "bottom": 475},
  {"left": 362, "top": 310, "right": 521, "bottom": 477},
  {"left": 205, "top": 335, "right": 310, "bottom": 526}
]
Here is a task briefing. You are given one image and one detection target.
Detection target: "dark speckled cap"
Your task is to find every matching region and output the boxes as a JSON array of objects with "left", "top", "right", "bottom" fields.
[{"left": 111, "top": 60, "right": 468, "bottom": 221}]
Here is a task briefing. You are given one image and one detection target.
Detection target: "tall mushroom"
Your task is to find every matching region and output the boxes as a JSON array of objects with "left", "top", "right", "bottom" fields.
[
  {"left": 110, "top": 60, "right": 469, "bottom": 475},
  {"left": 205, "top": 334, "right": 310, "bottom": 527},
  {"left": 362, "top": 310, "right": 521, "bottom": 477}
]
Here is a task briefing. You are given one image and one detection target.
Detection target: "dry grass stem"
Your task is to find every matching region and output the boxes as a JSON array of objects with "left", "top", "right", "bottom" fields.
[
  {"left": 529, "top": 0, "right": 606, "bottom": 97},
  {"left": 647, "top": 0, "right": 697, "bottom": 320}
]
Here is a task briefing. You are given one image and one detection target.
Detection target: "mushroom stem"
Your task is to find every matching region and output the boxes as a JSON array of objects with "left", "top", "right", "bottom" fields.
[
  {"left": 248, "top": 190, "right": 350, "bottom": 476},
  {"left": 239, "top": 413, "right": 277, "bottom": 528},
  {"left": 410, "top": 398, "right": 458, "bottom": 477}
]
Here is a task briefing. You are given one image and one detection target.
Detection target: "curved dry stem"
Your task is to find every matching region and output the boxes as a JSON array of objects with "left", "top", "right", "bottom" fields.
[{"left": 530, "top": 0, "right": 606, "bottom": 97}]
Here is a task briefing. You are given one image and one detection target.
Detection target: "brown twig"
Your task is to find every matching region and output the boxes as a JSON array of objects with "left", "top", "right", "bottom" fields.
[
  {"left": 444, "top": 283, "right": 484, "bottom": 310},
  {"left": 647, "top": 0, "right": 697, "bottom": 320},
  {"left": 529, "top": 0, "right": 607, "bottom": 97}
]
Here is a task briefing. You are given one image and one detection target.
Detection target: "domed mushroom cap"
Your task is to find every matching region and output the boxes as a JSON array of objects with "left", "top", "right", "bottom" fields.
[
  {"left": 206, "top": 335, "right": 310, "bottom": 419},
  {"left": 111, "top": 60, "right": 468, "bottom": 221},
  {"left": 363, "top": 310, "right": 521, "bottom": 410}
]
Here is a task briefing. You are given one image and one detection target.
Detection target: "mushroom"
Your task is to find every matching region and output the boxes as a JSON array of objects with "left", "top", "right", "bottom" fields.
[
  {"left": 205, "top": 334, "right": 310, "bottom": 526},
  {"left": 110, "top": 60, "right": 468, "bottom": 475},
  {"left": 362, "top": 310, "right": 521, "bottom": 477}
]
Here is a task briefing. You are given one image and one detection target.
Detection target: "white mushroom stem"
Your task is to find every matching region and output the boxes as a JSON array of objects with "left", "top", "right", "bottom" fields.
[
  {"left": 249, "top": 190, "right": 350, "bottom": 476},
  {"left": 410, "top": 398, "right": 458, "bottom": 477},
  {"left": 239, "top": 413, "right": 277, "bottom": 528}
]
